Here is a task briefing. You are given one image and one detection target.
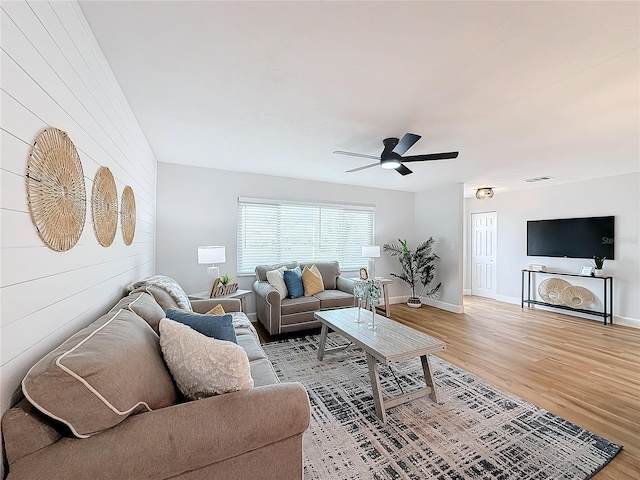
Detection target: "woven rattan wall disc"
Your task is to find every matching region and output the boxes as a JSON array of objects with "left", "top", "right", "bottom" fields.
[
  {"left": 26, "top": 128, "right": 86, "bottom": 252},
  {"left": 561, "top": 286, "right": 594, "bottom": 309},
  {"left": 91, "top": 167, "right": 118, "bottom": 247},
  {"left": 121, "top": 186, "right": 136, "bottom": 246},
  {"left": 538, "top": 278, "right": 571, "bottom": 305}
]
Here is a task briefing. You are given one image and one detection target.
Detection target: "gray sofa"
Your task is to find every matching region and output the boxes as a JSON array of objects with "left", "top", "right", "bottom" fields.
[
  {"left": 1, "top": 285, "right": 310, "bottom": 480},
  {"left": 253, "top": 261, "right": 356, "bottom": 335}
]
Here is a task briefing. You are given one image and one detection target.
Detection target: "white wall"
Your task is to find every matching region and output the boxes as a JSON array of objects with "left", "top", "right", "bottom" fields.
[
  {"left": 0, "top": 1, "right": 157, "bottom": 463},
  {"left": 464, "top": 173, "right": 640, "bottom": 325},
  {"left": 156, "top": 162, "right": 416, "bottom": 316},
  {"left": 414, "top": 184, "right": 464, "bottom": 313}
]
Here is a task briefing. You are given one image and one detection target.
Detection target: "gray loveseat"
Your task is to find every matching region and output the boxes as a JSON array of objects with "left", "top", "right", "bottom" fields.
[
  {"left": 253, "top": 261, "right": 356, "bottom": 335},
  {"left": 1, "top": 283, "right": 310, "bottom": 480}
]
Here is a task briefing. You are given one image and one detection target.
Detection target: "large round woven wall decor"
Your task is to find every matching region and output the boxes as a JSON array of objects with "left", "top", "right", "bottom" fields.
[
  {"left": 121, "top": 186, "right": 136, "bottom": 246},
  {"left": 538, "top": 278, "right": 571, "bottom": 305},
  {"left": 561, "top": 286, "right": 594, "bottom": 309},
  {"left": 26, "top": 128, "right": 86, "bottom": 252},
  {"left": 91, "top": 167, "right": 118, "bottom": 247}
]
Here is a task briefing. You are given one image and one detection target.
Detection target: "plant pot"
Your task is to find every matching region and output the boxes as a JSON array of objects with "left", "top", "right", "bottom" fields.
[
  {"left": 594, "top": 269, "right": 604, "bottom": 277},
  {"left": 407, "top": 297, "right": 422, "bottom": 308}
]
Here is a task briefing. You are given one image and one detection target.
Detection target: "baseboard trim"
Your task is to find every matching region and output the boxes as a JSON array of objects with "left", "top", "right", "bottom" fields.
[
  {"left": 489, "top": 295, "right": 639, "bottom": 329},
  {"left": 463, "top": 289, "right": 472, "bottom": 296},
  {"left": 246, "top": 312, "right": 257, "bottom": 322},
  {"left": 494, "top": 294, "right": 520, "bottom": 305},
  {"left": 390, "top": 295, "right": 408, "bottom": 305},
  {"left": 420, "top": 297, "right": 464, "bottom": 314}
]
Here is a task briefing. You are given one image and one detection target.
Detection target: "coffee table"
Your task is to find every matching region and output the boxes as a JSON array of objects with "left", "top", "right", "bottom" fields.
[{"left": 314, "top": 307, "right": 446, "bottom": 423}]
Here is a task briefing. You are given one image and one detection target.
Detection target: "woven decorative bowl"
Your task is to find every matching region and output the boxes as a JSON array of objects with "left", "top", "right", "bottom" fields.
[
  {"left": 91, "top": 167, "right": 118, "bottom": 247},
  {"left": 561, "top": 286, "right": 594, "bottom": 309},
  {"left": 538, "top": 278, "right": 572, "bottom": 305},
  {"left": 26, "top": 128, "right": 86, "bottom": 251},
  {"left": 121, "top": 186, "right": 136, "bottom": 246}
]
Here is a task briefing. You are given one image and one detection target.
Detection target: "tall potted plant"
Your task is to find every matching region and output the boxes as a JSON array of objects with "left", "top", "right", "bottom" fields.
[{"left": 383, "top": 238, "right": 441, "bottom": 308}]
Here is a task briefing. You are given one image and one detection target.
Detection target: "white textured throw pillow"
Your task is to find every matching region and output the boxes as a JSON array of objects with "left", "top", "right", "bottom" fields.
[
  {"left": 159, "top": 319, "right": 254, "bottom": 399},
  {"left": 266, "top": 266, "right": 288, "bottom": 299}
]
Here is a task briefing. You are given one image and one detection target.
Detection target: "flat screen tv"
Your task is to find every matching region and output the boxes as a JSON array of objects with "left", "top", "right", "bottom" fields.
[{"left": 527, "top": 216, "right": 614, "bottom": 259}]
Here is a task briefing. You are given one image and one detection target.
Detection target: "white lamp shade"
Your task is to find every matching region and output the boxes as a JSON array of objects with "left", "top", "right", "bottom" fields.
[
  {"left": 197, "top": 246, "right": 226, "bottom": 264},
  {"left": 361, "top": 245, "right": 381, "bottom": 258}
]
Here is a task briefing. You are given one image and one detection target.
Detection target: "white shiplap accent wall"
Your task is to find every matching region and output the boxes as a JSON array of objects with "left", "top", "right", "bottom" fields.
[{"left": 0, "top": 0, "right": 157, "bottom": 447}]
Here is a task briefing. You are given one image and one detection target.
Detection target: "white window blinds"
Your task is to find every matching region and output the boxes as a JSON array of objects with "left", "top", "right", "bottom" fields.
[{"left": 237, "top": 197, "right": 375, "bottom": 275}]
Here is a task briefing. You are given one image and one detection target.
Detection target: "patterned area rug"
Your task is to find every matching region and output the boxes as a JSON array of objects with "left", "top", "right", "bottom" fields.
[{"left": 263, "top": 333, "right": 621, "bottom": 480}]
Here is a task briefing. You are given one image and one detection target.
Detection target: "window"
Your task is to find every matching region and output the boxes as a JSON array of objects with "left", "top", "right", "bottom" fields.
[{"left": 237, "top": 197, "right": 374, "bottom": 274}]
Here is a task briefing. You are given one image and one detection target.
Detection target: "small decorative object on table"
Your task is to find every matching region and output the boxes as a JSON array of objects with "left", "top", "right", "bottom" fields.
[
  {"left": 359, "top": 267, "right": 369, "bottom": 280},
  {"left": 580, "top": 266, "right": 594, "bottom": 276},
  {"left": 592, "top": 256, "right": 606, "bottom": 277},
  {"left": 353, "top": 279, "right": 382, "bottom": 329},
  {"left": 210, "top": 278, "right": 239, "bottom": 297}
]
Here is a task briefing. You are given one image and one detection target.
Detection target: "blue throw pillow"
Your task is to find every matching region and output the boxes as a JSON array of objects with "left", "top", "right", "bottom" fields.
[
  {"left": 283, "top": 267, "right": 304, "bottom": 299},
  {"left": 165, "top": 309, "right": 237, "bottom": 344}
]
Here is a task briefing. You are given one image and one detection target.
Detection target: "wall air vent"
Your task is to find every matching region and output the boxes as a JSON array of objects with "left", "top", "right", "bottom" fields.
[{"left": 524, "top": 176, "right": 552, "bottom": 183}]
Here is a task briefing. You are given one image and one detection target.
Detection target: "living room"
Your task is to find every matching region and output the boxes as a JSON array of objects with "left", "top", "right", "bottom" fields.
[{"left": 1, "top": 1, "right": 638, "bottom": 479}]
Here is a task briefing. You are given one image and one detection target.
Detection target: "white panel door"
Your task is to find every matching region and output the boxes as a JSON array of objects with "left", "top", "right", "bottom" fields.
[{"left": 471, "top": 212, "right": 497, "bottom": 298}]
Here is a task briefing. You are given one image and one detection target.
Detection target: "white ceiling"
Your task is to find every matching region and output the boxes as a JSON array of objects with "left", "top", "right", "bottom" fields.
[{"left": 79, "top": 1, "right": 639, "bottom": 196}]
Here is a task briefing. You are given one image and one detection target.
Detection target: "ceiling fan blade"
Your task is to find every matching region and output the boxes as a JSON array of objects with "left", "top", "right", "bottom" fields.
[
  {"left": 395, "top": 164, "right": 413, "bottom": 176},
  {"left": 401, "top": 151, "right": 459, "bottom": 162},
  {"left": 333, "top": 151, "right": 380, "bottom": 160},
  {"left": 346, "top": 162, "right": 379, "bottom": 173},
  {"left": 392, "top": 133, "right": 421, "bottom": 156}
]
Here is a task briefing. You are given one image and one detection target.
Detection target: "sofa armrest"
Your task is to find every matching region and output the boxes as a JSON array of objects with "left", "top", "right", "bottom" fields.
[
  {"left": 336, "top": 276, "right": 356, "bottom": 295},
  {"left": 191, "top": 298, "right": 242, "bottom": 313},
  {"left": 7, "top": 383, "right": 310, "bottom": 480},
  {"left": 253, "top": 281, "right": 282, "bottom": 335}
]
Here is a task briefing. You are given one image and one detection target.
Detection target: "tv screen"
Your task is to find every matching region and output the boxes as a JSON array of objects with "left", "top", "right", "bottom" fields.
[{"left": 527, "top": 216, "right": 614, "bottom": 259}]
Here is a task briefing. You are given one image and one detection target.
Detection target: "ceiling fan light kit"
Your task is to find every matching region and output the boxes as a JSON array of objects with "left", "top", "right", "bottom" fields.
[
  {"left": 476, "top": 187, "right": 494, "bottom": 199},
  {"left": 381, "top": 157, "right": 401, "bottom": 170},
  {"left": 335, "top": 133, "right": 459, "bottom": 176}
]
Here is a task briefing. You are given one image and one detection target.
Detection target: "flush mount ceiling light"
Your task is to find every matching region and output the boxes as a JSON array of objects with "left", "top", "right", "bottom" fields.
[{"left": 476, "top": 187, "right": 494, "bottom": 199}]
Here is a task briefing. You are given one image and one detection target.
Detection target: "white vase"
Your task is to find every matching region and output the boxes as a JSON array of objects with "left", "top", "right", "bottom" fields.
[
  {"left": 595, "top": 269, "right": 604, "bottom": 277},
  {"left": 407, "top": 297, "right": 422, "bottom": 308}
]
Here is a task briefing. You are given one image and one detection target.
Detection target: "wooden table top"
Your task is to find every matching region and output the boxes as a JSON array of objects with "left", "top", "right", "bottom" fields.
[{"left": 314, "top": 307, "right": 445, "bottom": 364}]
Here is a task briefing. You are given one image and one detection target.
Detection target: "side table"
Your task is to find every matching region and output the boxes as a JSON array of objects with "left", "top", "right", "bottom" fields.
[
  {"left": 349, "top": 277, "right": 392, "bottom": 317},
  {"left": 188, "top": 289, "right": 252, "bottom": 313}
]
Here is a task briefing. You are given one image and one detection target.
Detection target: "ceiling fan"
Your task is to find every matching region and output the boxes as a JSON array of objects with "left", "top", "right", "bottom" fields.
[{"left": 334, "top": 133, "right": 458, "bottom": 176}]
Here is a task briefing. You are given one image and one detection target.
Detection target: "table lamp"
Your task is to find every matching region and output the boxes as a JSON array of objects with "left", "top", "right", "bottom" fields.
[
  {"left": 361, "top": 245, "right": 381, "bottom": 279},
  {"left": 197, "top": 246, "right": 226, "bottom": 291}
]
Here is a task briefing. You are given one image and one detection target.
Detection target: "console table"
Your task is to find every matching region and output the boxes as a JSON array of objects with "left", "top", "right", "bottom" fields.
[{"left": 521, "top": 270, "right": 613, "bottom": 325}]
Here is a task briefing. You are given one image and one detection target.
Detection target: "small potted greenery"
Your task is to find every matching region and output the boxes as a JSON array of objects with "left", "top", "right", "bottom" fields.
[
  {"left": 592, "top": 256, "right": 606, "bottom": 277},
  {"left": 383, "top": 238, "right": 441, "bottom": 308}
]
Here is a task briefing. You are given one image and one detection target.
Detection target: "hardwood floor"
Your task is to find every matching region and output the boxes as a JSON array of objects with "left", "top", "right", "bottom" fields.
[{"left": 255, "top": 296, "right": 640, "bottom": 479}]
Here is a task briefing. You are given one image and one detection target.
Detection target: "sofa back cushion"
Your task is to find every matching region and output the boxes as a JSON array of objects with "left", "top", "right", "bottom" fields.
[
  {"left": 109, "top": 291, "right": 166, "bottom": 333},
  {"left": 22, "top": 309, "right": 178, "bottom": 438},
  {"left": 255, "top": 261, "right": 298, "bottom": 282},
  {"left": 300, "top": 261, "right": 340, "bottom": 290}
]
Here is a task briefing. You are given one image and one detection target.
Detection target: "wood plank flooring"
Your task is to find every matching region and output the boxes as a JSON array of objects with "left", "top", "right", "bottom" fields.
[{"left": 255, "top": 296, "right": 640, "bottom": 479}]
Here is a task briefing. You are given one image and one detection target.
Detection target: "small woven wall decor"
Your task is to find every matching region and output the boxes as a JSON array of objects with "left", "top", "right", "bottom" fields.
[
  {"left": 91, "top": 167, "right": 118, "bottom": 247},
  {"left": 561, "top": 286, "right": 594, "bottom": 309},
  {"left": 538, "top": 278, "right": 571, "bottom": 305},
  {"left": 121, "top": 186, "right": 136, "bottom": 246},
  {"left": 26, "top": 128, "right": 86, "bottom": 252}
]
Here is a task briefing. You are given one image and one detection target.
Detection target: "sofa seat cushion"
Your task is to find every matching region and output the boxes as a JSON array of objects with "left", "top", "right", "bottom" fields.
[
  {"left": 109, "top": 292, "right": 165, "bottom": 333},
  {"left": 281, "top": 296, "right": 320, "bottom": 316},
  {"left": 22, "top": 309, "right": 178, "bottom": 438},
  {"left": 236, "top": 334, "right": 268, "bottom": 362},
  {"left": 249, "top": 359, "right": 280, "bottom": 387},
  {"left": 313, "top": 290, "right": 355, "bottom": 310}
]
